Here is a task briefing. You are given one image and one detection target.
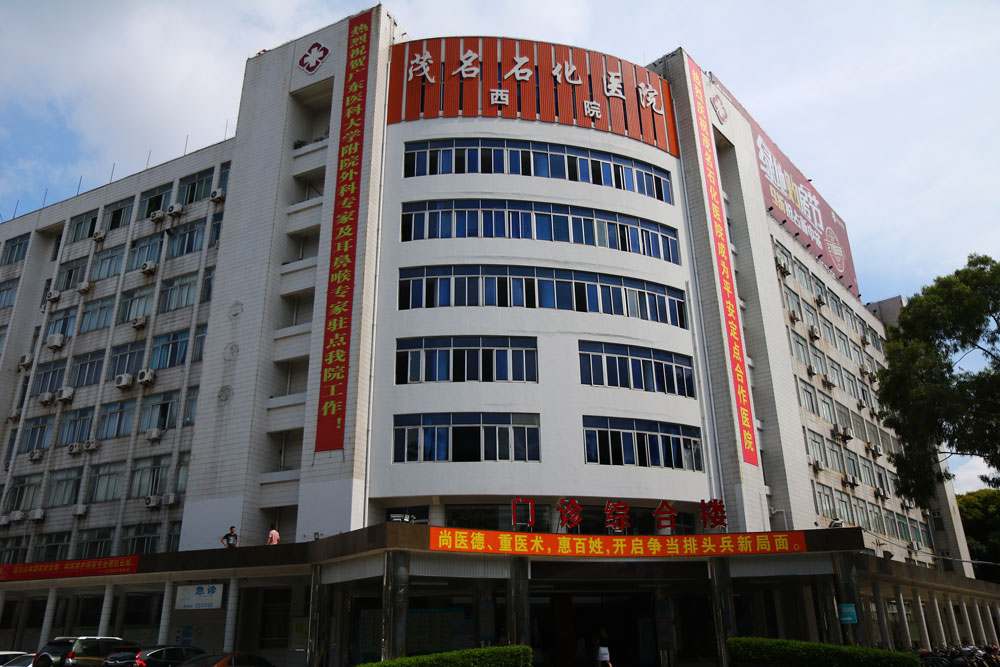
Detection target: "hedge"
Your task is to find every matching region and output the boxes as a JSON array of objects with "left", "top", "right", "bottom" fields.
[
  {"left": 358, "top": 645, "right": 532, "bottom": 667},
  {"left": 727, "top": 637, "right": 919, "bottom": 667}
]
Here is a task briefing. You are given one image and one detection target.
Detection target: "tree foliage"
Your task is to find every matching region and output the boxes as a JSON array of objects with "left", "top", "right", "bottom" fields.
[
  {"left": 956, "top": 489, "right": 1000, "bottom": 583},
  {"left": 878, "top": 254, "right": 1000, "bottom": 504}
]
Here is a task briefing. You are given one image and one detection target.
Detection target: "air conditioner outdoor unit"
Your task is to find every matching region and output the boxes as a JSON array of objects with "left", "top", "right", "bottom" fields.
[
  {"left": 28, "top": 449, "right": 44, "bottom": 462},
  {"left": 210, "top": 188, "right": 226, "bottom": 202},
  {"left": 46, "top": 290, "right": 61, "bottom": 303},
  {"left": 874, "top": 445, "right": 884, "bottom": 457},
  {"left": 28, "top": 508, "right": 45, "bottom": 522},
  {"left": 131, "top": 315, "right": 147, "bottom": 329},
  {"left": 0, "top": 515, "right": 9, "bottom": 527},
  {"left": 774, "top": 257, "right": 791, "bottom": 277},
  {"left": 145, "top": 428, "right": 163, "bottom": 442},
  {"left": 137, "top": 368, "right": 156, "bottom": 386},
  {"left": 808, "top": 326, "right": 820, "bottom": 340},
  {"left": 843, "top": 475, "right": 859, "bottom": 488},
  {"left": 861, "top": 336, "right": 869, "bottom": 347},
  {"left": 144, "top": 495, "right": 161, "bottom": 508},
  {"left": 167, "top": 203, "right": 184, "bottom": 217},
  {"left": 9, "top": 510, "right": 25, "bottom": 522},
  {"left": 83, "top": 440, "right": 99, "bottom": 452},
  {"left": 67, "top": 442, "right": 83, "bottom": 455},
  {"left": 806, "top": 365, "right": 816, "bottom": 377},
  {"left": 789, "top": 311, "right": 800, "bottom": 324},
  {"left": 8, "top": 406, "right": 21, "bottom": 422},
  {"left": 901, "top": 499, "right": 913, "bottom": 511},
  {"left": 38, "top": 392, "right": 56, "bottom": 406},
  {"left": 875, "top": 487, "right": 888, "bottom": 500},
  {"left": 810, "top": 459, "right": 825, "bottom": 473},
  {"left": 46, "top": 333, "right": 65, "bottom": 349},
  {"left": 115, "top": 373, "right": 134, "bottom": 389},
  {"left": 140, "top": 261, "right": 157, "bottom": 275},
  {"left": 908, "top": 541, "right": 919, "bottom": 551},
  {"left": 18, "top": 353, "right": 33, "bottom": 370},
  {"left": 841, "top": 426, "right": 854, "bottom": 440},
  {"left": 150, "top": 210, "right": 165, "bottom": 223},
  {"left": 162, "top": 493, "right": 178, "bottom": 506},
  {"left": 91, "top": 229, "right": 106, "bottom": 242},
  {"left": 76, "top": 281, "right": 91, "bottom": 294},
  {"left": 72, "top": 504, "right": 88, "bottom": 517},
  {"left": 850, "top": 475, "right": 861, "bottom": 487},
  {"left": 857, "top": 400, "right": 866, "bottom": 411},
  {"left": 815, "top": 294, "right": 826, "bottom": 307},
  {"left": 821, "top": 375, "right": 835, "bottom": 389},
  {"left": 56, "top": 386, "right": 74, "bottom": 402}
]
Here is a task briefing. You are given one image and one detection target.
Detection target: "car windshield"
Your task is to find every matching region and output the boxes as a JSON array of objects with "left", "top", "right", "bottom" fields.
[
  {"left": 77, "top": 641, "right": 112, "bottom": 658},
  {"left": 40, "top": 642, "right": 73, "bottom": 654},
  {"left": 4, "top": 658, "right": 34, "bottom": 667}
]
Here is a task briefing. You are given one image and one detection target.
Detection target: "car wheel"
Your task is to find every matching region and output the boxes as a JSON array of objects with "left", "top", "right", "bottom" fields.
[{"left": 34, "top": 656, "right": 53, "bottom": 667}]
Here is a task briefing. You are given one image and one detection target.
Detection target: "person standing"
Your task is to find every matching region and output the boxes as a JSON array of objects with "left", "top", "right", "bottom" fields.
[
  {"left": 220, "top": 526, "right": 239, "bottom": 548},
  {"left": 596, "top": 627, "right": 611, "bottom": 667},
  {"left": 266, "top": 524, "right": 280, "bottom": 545}
]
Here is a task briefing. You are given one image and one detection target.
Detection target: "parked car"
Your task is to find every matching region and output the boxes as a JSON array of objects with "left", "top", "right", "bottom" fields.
[
  {"left": 33, "top": 638, "right": 126, "bottom": 667},
  {"left": 0, "top": 654, "right": 27, "bottom": 665},
  {"left": 104, "top": 646, "right": 204, "bottom": 667},
  {"left": 3, "top": 657, "right": 33, "bottom": 667},
  {"left": 177, "top": 654, "right": 276, "bottom": 667}
]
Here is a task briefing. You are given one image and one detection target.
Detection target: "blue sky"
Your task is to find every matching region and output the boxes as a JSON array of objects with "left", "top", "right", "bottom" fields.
[{"left": 1, "top": 0, "right": 997, "bottom": 490}]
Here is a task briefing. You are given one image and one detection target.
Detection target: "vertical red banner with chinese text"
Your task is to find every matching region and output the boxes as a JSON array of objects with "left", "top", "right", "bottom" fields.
[
  {"left": 687, "top": 55, "right": 758, "bottom": 466},
  {"left": 315, "top": 9, "right": 372, "bottom": 452}
]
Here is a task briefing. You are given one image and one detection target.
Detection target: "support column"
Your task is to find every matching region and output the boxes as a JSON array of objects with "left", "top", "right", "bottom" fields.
[
  {"left": 0, "top": 591, "right": 5, "bottom": 634},
  {"left": 506, "top": 557, "right": 530, "bottom": 646},
  {"left": 13, "top": 596, "right": 30, "bottom": 649},
  {"left": 982, "top": 601, "right": 999, "bottom": 645},
  {"left": 824, "top": 580, "right": 843, "bottom": 645},
  {"left": 708, "top": 558, "right": 734, "bottom": 667},
  {"left": 871, "top": 582, "right": 892, "bottom": 649},
  {"left": 157, "top": 581, "right": 174, "bottom": 645},
  {"left": 381, "top": 550, "right": 410, "bottom": 660},
  {"left": 946, "top": 596, "right": 961, "bottom": 646},
  {"left": 771, "top": 589, "right": 786, "bottom": 639},
  {"left": 960, "top": 598, "right": 973, "bottom": 645},
  {"left": 223, "top": 577, "right": 239, "bottom": 653},
  {"left": 475, "top": 581, "right": 496, "bottom": 647},
  {"left": 653, "top": 588, "right": 676, "bottom": 667},
  {"left": 892, "top": 583, "right": 912, "bottom": 650},
  {"left": 113, "top": 591, "right": 127, "bottom": 637},
  {"left": 833, "top": 554, "right": 867, "bottom": 647},
  {"left": 38, "top": 588, "right": 58, "bottom": 651},
  {"left": 970, "top": 598, "right": 987, "bottom": 645},
  {"left": 306, "top": 566, "right": 331, "bottom": 667},
  {"left": 97, "top": 584, "right": 115, "bottom": 636},
  {"left": 861, "top": 596, "right": 877, "bottom": 648},
  {"left": 993, "top": 602, "right": 1000, "bottom": 644},
  {"left": 911, "top": 589, "right": 930, "bottom": 650},
  {"left": 330, "top": 584, "right": 348, "bottom": 667},
  {"left": 928, "top": 592, "right": 947, "bottom": 649}
]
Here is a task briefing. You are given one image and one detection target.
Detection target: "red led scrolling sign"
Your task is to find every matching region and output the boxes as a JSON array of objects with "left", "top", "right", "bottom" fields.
[
  {"left": 687, "top": 55, "right": 758, "bottom": 466},
  {"left": 0, "top": 556, "right": 138, "bottom": 582},
  {"left": 315, "top": 9, "right": 373, "bottom": 452}
]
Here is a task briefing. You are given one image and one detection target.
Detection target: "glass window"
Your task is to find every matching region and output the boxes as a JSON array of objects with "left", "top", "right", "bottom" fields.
[
  {"left": 76, "top": 527, "right": 115, "bottom": 559},
  {"left": 138, "top": 183, "right": 172, "bottom": 219},
  {"left": 0, "top": 279, "right": 18, "bottom": 308},
  {"left": 120, "top": 523, "right": 159, "bottom": 555},
  {"left": 117, "top": 285, "right": 154, "bottom": 323},
  {"left": 150, "top": 330, "right": 188, "bottom": 369},
  {"left": 159, "top": 273, "right": 198, "bottom": 313},
  {"left": 97, "top": 401, "right": 135, "bottom": 439},
  {"left": 184, "top": 386, "right": 199, "bottom": 426},
  {"left": 47, "top": 468, "right": 83, "bottom": 507},
  {"left": 192, "top": 324, "right": 207, "bottom": 362},
  {"left": 166, "top": 219, "right": 205, "bottom": 258},
  {"left": 176, "top": 451, "right": 191, "bottom": 493},
  {"left": 139, "top": 391, "right": 179, "bottom": 431},
  {"left": 2, "top": 233, "right": 30, "bottom": 265},
  {"left": 107, "top": 342, "right": 145, "bottom": 379},
  {"left": 201, "top": 267, "right": 214, "bottom": 302},
  {"left": 57, "top": 407, "right": 94, "bottom": 445},
  {"left": 89, "top": 462, "right": 125, "bottom": 502},
  {"left": 91, "top": 245, "right": 125, "bottom": 281},
  {"left": 178, "top": 168, "right": 214, "bottom": 205},
  {"left": 69, "top": 210, "right": 99, "bottom": 243},
  {"left": 45, "top": 307, "right": 76, "bottom": 338},
  {"left": 33, "top": 531, "right": 72, "bottom": 562},
  {"left": 79, "top": 296, "right": 116, "bottom": 333},
  {"left": 21, "top": 416, "right": 54, "bottom": 452},
  {"left": 56, "top": 257, "right": 88, "bottom": 291},
  {"left": 102, "top": 197, "right": 135, "bottom": 231},
  {"left": 129, "top": 455, "right": 170, "bottom": 497},
  {"left": 393, "top": 413, "right": 541, "bottom": 463},
  {"left": 127, "top": 234, "right": 162, "bottom": 271},
  {"left": 32, "top": 360, "right": 66, "bottom": 396}
]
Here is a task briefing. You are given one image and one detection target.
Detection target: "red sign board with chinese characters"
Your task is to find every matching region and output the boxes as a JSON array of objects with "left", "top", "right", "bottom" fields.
[
  {"left": 430, "top": 527, "right": 806, "bottom": 558},
  {"left": 687, "top": 55, "right": 758, "bottom": 466},
  {"left": 386, "top": 38, "right": 679, "bottom": 156},
  {"left": 0, "top": 556, "right": 138, "bottom": 582},
  {"left": 708, "top": 79, "right": 859, "bottom": 298},
  {"left": 316, "top": 9, "right": 372, "bottom": 452}
]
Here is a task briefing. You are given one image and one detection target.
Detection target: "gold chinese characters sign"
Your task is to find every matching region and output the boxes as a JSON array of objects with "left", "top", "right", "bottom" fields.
[
  {"left": 316, "top": 9, "right": 373, "bottom": 451},
  {"left": 387, "top": 38, "right": 679, "bottom": 156},
  {"left": 687, "top": 55, "right": 758, "bottom": 466},
  {"left": 430, "top": 527, "right": 806, "bottom": 558}
]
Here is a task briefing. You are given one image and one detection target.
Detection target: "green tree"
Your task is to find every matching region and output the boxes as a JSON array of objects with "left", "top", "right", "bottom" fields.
[
  {"left": 878, "top": 254, "right": 1000, "bottom": 504},
  {"left": 956, "top": 489, "right": 1000, "bottom": 583}
]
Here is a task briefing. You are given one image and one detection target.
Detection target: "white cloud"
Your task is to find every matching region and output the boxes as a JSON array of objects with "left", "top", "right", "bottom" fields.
[{"left": 950, "top": 456, "right": 994, "bottom": 495}]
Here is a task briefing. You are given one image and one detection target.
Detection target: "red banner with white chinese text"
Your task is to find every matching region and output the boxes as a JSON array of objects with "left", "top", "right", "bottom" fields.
[
  {"left": 687, "top": 55, "right": 758, "bottom": 466},
  {"left": 0, "top": 556, "right": 138, "bottom": 582},
  {"left": 316, "top": 9, "right": 372, "bottom": 451},
  {"left": 430, "top": 527, "right": 805, "bottom": 558}
]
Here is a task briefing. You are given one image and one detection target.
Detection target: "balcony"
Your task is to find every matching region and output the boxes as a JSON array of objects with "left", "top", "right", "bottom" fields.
[
  {"left": 286, "top": 197, "right": 323, "bottom": 235},
  {"left": 280, "top": 256, "right": 318, "bottom": 297},
  {"left": 259, "top": 468, "right": 300, "bottom": 509},
  {"left": 267, "top": 392, "right": 306, "bottom": 433},
  {"left": 273, "top": 322, "right": 312, "bottom": 362}
]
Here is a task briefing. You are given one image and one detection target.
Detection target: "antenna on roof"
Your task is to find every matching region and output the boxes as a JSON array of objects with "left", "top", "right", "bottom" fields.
[
  {"left": 77, "top": 176, "right": 82, "bottom": 195},
  {"left": 183, "top": 134, "right": 189, "bottom": 156},
  {"left": 224, "top": 118, "right": 229, "bottom": 140},
  {"left": 41, "top": 189, "right": 47, "bottom": 209},
  {"left": 12, "top": 200, "right": 19, "bottom": 218},
  {"left": 146, "top": 150, "right": 152, "bottom": 169},
  {"left": 110, "top": 163, "right": 116, "bottom": 183}
]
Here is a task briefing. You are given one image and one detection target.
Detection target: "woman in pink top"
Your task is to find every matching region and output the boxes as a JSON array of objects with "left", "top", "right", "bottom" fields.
[{"left": 266, "top": 524, "right": 280, "bottom": 545}]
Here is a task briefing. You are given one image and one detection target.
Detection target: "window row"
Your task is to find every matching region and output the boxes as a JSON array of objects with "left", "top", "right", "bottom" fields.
[
  {"left": 3, "top": 452, "right": 190, "bottom": 514},
  {"left": 398, "top": 265, "right": 687, "bottom": 328},
  {"left": 395, "top": 336, "right": 537, "bottom": 384},
  {"left": 579, "top": 340, "right": 695, "bottom": 398},
  {"left": 403, "top": 139, "right": 673, "bottom": 204},
  {"left": 0, "top": 520, "right": 183, "bottom": 564},
  {"left": 401, "top": 199, "right": 680, "bottom": 264},
  {"left": 584, "top": 416, "right": 703, "bottom": 471},
  {"left": 14, "top": 387, "right": 199, "bottom": 452},
  {"left": 797, "top": 379, "right": 896, "bottom": 453},
  {"left": 813, "top": 482, "right": 931, "bottom": 546},
  {"left": 393, "top": 413, "right": 540, "bottom": 463}
]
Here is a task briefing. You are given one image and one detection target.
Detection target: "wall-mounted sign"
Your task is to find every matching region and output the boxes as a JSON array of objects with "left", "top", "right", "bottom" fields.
[
  {"left": 298, "top": 42, "right": 330, "bottom": 74},
  {"left": 0, "top": 556, "right": 138, "bottom": 582},
  {"left": 176, "top": 584, "right": 224, "bottom": 610},
  {"left": 387, "top": 38, "right": 679, "bottom": 156}
]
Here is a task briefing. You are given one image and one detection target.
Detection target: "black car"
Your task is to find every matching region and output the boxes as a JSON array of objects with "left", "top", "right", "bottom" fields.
[{"left": 103, "top": 647, "right": 204, "bottom": 667}]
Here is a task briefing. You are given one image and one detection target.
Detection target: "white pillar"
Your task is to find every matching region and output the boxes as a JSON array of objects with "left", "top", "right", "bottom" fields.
[
  {"left": 960, "top": 597, "right": 973, "bottom": 644},
  {"left": 928, "top": 591, "right": 947, "bottom": 649},
  {"left": 97, "top": 584, "right": 114, "bottom": 636},
  {"left": 37, "top": 588, "right": 58, "bottom": 651},
  {"left": 157, "top": 581, "right": 174, "bottom": 644},
  {"left": 223, "top": 577, "right": 239, "bottom": 652},
  {"left": 970, "top": 598, "right": 987, "bottom": 645},
  {"left": 892, "top": 583, "right": 912, "bottom": 649},
  {"left": 946, "top": 596, "right": 962, "bottom": 645},
  {"left": 982, "top": 601, "right": 999, "bottom": 645},
  {"left": 911, "top": 589, "right": 930, "bottom": 650},
  {"left": 872, "top": 582, "right": 892, "bottom": 648}
]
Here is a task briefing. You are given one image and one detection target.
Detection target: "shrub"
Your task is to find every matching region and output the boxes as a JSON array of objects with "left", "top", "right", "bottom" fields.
[
  {"left": 358, "top": 644, "right": 532, "bottom": 667},
  {"left": 727, "top": 637, "right": 918, "bottom": 667}
]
